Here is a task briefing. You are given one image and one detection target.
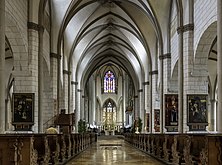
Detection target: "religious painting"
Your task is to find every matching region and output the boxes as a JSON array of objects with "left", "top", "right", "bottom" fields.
[
  {"left": 146, "top": 113, "right": 149, "bottom": 132},
  {"left": 165, "top": 94, "right": 178, "bottom": 126},
  {"left": 154, "top": 109, "right": 160, "bottom": 132},
  {"left": 187, "top": 94, "right": 207, "bottom": 124},
  {"left": 12, "top": 93, "right": 34, "bottom": 124}
]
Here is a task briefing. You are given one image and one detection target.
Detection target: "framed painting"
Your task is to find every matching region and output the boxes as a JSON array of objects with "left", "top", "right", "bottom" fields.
[
  {"left": 12, "top": 93, "right": 34, "bottom": 124},
  {"left": 187, "top": 94, "right": 208, "bottom": 124},
  {"left": 154, "top": 109, "right": 160, "bottom": 132},
  {"left": 146, "top": 113, "right": 149, "bottom": 132},
  {"left": 165, "top": 94, "right": 178, "bottom": 126}
]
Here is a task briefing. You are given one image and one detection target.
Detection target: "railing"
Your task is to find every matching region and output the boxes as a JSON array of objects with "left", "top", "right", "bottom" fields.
[
  {"left": 0, "top": 133, "right": 97, "bottom": 165},
  {"left": 125, "top": 133, "right": 222, "bottom": 165}
]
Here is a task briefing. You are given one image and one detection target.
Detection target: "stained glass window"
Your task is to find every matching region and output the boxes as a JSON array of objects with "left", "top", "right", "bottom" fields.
[{"left": 104, "top": 70, "right": 115, "bottom": 93}]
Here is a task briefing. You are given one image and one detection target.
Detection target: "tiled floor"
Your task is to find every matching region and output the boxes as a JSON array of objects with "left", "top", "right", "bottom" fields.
[{"left": 66, "top": 135, "right": 165, "bottom": 165}]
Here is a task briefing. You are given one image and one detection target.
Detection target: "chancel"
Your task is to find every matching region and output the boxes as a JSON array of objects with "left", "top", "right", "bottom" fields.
[{"left": 0, "top": 0, "right": 222, "bottom": 164}]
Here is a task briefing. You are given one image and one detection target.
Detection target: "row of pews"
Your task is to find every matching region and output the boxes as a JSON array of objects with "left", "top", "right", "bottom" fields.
[
  {"left": 124, "top": 133, "right": 222, "bottom": 165},
  {"left": 0, "top": 133, "right": 96, "bottom": 165}
]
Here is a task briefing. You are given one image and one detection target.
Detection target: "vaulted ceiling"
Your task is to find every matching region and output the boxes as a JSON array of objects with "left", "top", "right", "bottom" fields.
[{"left": 50, "top": 0, "right": 172, "bottom": 87}]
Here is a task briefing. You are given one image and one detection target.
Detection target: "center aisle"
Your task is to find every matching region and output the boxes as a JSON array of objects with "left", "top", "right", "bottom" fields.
[{"left": 66, "top": 135, "right": 165, "bottom": 165}]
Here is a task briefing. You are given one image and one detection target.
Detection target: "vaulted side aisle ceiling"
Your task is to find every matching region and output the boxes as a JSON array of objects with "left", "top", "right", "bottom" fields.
[{"left": 51, "top": 0, "right": 171, "bottom": 85}]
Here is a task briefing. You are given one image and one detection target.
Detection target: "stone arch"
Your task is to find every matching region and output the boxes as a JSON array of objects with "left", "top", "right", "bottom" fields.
[
  {"left": 96, "top": 96, "right": 102, "bottom": 110},
  {"left": 194, "top": 22, "right": 217, "bottom": 76},
  {"left": 42, "top": 58, "right": 54, "bottom": 123},
  {"left": 117, "top": 96, "right": 123, "bottom": 123},
  {"left": 5, "top": 12, "right": 28, "bottom": 71},
  {"left": 170, "top": 0, "right": 179, "bottom": 72},
  {"left": 194, "top": 21, "right": 217, "bottom": 131},
  {"left": 96, "top": 97, "right": 102, "bottom": 124},
  {"left": 5, "top": 38, "right": 14, "bottom": 131},
  {"left": 117, "top": 96, "right": 123, "bottom": 110},
  {"left": 169, "top": 61, "right": 178, "bottom": 92},
  {"left": 102, "top": 98, "right": 117, "bottom": 108}
]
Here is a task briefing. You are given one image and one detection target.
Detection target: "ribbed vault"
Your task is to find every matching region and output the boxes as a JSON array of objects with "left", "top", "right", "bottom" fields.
[{"left": 50, "top": 0, "right": 171, "bottom": 87}]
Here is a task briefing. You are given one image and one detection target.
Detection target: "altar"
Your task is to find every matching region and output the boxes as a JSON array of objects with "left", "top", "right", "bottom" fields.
[{"left": 105, "top": 130, "right": 115, "bottom": 135}]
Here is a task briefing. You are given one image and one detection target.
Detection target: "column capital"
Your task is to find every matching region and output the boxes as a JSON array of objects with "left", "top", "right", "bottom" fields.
[
  {"left": 27, "top": 22, "right": 44, "bottom": 32},
  {"left": 71, "top": 81, "right": 78, "bottom": 85},
  {"left": 138, "top": 89, "right": 143, "bottom": 92},
  {"left": 143, "top": 81, "right": 149, "bottom": 85},
  {"left": 50, "top": 52, "right": 62, "bottom": 59},
  {"left": 63, "top": 70, "right": 71, "bottom": 75},
  {"left": 177, "top": 23, "right": 194, "bottom": 34},
  {"left": 159, "top": 53, "right": 171, "bottom": 60},
  {"left": 149, "top": 70, "right": 158, "bottom": 75}
]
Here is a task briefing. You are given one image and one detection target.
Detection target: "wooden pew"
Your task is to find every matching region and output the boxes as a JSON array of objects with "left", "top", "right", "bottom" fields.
[
  {"left": 163, "top": 134, "right": 174, "bottom": 162},
  {"left": 144, "top": 134, "right": 150, "bottom": 153},
  {"left": 156, "top": 134, "right": 165, "bottom": 158},
  {"left": 33, "top": 134, "right": 50, "bottom": 164},
  {"left": 57, "top": 134, "right": 66, "bottom": 162},
  {"left": 64, "top": 134, "right": 71, "bottom": 159},
  {"left": 183, "top": 134, "right": 206, "bottom": 165},
  {"left": 150, "top": 134, "right": 158, "bottom": 155},
  {"left": 0, "top": 135, "right": 31, "bottom": 165},
  {"left": 0, "top": 134, "right": 50, "bottom": 165},
  {"left": 70, "top": 134, "right": 75, "bottom": 156},
  {"left": 171, "top": 134, "right": 187, "bottom": 164},
  {"left": 124, "top": 133, "right": 222, "bottom": 165},
  {"left": 0, "top": 133, "right": 96, "bottom": 165},
  {"left": 73, "top": 134, "right": 79, "bottom": 154},
  {"left": 47, "top": 134, "right": 59, "bottom": 164},
  {"left": 199, "top": 135, "right": 222, "bottom": 165}
]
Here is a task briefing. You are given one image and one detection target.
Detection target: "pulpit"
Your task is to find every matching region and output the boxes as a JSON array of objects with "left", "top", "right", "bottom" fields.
[{"left": 55, "top": 113, "right": 75, "bottom": 134}]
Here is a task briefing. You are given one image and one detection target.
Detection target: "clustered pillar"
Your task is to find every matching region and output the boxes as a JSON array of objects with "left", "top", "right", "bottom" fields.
[
  {"left": 217, "top": 0, "right": 222, "bottom": 133},
  {"left": 0, "top": 0, "right": 5, "bottom": 133}
]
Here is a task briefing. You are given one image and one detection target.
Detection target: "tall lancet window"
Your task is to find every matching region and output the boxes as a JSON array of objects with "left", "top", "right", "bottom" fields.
[{"left": 104, "top": 70, "right": 115, "bottom": 93}]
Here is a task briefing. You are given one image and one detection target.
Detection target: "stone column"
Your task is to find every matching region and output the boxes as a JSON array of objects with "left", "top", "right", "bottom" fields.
[
  {"left": 71, "top": 81, "right": 75, "bottom": 113},
  {"left": 122, "top": 74, "right": 126, "bottom": 127},
  {"left": 144, "top": 81, "right": 149, "bottom": 132},
  {"left": 84, "top": 97, "right": 88, "bottom": 122},
  {"left": 148, "top": 76, "right": 153, "bottom": 133},
  {"left": 92, "top": 76, "right": 96, "bottom": 125},
  {"left": 150, "top": 70, "right": 158, "bottom": 132},
  {"left": 38, "top": 26, "right": 44, "bottom": 133},
  {"left": 57, "top": 57, "right": 61, "bottom": 115},
  {"left": 138, "top": 89, "right": 145, "bottom": 131},
  {"left": 68, "top": 74, "right": 71, "bottom": 114},
  {"left": 217, "top": 0, "right": 222, "bottom": 132},
  {"left": 62, "top": 70, "right": 69, "bottom": 112},
  {"left": 209, "top": 99, "right": 216, "bottom": 131},
  {"left": 134, "top": 95, "right": 139, "bottom": 120},
  {"left": 159, "top": 55, "right": 164, "bottom": 133},
  {"left": 75, "top": 83, "right": 80, "bottom": 132},
  {"left": 79, "top": 89, "right": 84, "bottom": 119},
  {"left": 0, "top": 0, "right": 5, "bottom": 133},
  {"left": 177, "top": 27, "right": 184, "bottom": 133},
  {"left": 50, "top": 53, "right": 59, "bottom": 115}
]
